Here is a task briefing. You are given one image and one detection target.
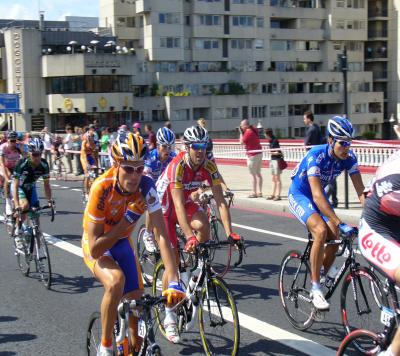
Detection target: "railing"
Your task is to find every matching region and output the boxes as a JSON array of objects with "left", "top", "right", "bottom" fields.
[
  {"left": 368, "top": 29, "right": 388, "bottom": 38},
  {"left": 368, "top": 9, "right": 388, "bottom": 17},
  {"left": 373, "top": 70, "right": 388, "bottom": 79},
  {"left": 212, "top": 141, "right": 399, "bottom": 168}
]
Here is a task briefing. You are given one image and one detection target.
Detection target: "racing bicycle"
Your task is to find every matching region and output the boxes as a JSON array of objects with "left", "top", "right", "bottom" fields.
[
  {"left": 11, "top": 204, "right": 55, "bottom": 289},
  {"left": 152, "top": 240, "right": 241, "bottom": 356},
  {"left": 86, "top": 295, "right": 167, "bottom": 356},
  {"left": 278, "top": 228, "right": 386, "bottom": 335},
  {"left": 82, "top": 165, "right": 98, "bottom": 205}
]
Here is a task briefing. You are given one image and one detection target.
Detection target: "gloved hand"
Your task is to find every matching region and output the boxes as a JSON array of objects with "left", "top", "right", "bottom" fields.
[
  {"left": 162, "top": 281, "right": 186, "bottom": 305},
  {"left": 338, "top": 223, "right": 357, "bottom": 238},
  {"left": 228, "top": 232, "right": 241, "bottom": 242},
  {"left": 48, "top": 199, "right": 55, "bottom": 208},
  {"left": 184, "top": 236, "right": 198, "bottom": 252},
  {"left": 124, "top": 199, "right": 146, "bottom": 224}
]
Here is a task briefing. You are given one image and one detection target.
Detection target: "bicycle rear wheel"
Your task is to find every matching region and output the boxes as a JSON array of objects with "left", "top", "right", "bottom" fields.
[
  {"left": 337, "top": 329, "right": 382, "bottom": 356},
  {"left": 136, "top": 224, "right": 160, "bottom": 286},
  {"left": 198, "top": 276, "right": 240, "bottom": 356},
  {"left": 340, "top": 266, "right": 388, "bottom": 352},
  {"left": 209, "top": 218, "right": 231, "bottom": 277},
  {"left": 278, "top": 250, "right": 315, "bottom": 330},
  {"left": 35, "top": 234, "right": 52, "bottom": 289}
]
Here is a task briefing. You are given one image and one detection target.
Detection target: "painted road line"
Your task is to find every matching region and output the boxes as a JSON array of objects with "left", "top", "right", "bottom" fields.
[
  {"left": 71, "top": 188, "right": 82, "bottom": 192},
  {"left": 52, "top": 184, "right": 60, "bottom": 187},
  {"left": 40, "top": 232, "right": 335, "bottom": 356}
]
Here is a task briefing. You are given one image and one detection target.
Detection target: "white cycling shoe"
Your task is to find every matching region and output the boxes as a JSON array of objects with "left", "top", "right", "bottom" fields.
[
  {"left": 310, "top": 289, "right": 330, "bottom": 311},
  {"left": 164, "top": 322, "right": 180, "bottom": 344},
  {"left": 143, "top": 231, "right": 157, "bottom": 253},
  {"left": 97, "top": 345, "right": 113, "bottom": 356}
]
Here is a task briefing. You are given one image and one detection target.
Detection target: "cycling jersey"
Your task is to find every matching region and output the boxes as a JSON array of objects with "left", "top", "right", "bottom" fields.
[
  {"left": 82, "top": 168, "right": 161, "bottom": 293},
  {"left": 289, "top": 144, "right": 359, "bottom": 225},
  {"left": 362, "top": 150, "right": 400, "bottom": 242},
  {"left": 144, "top": 148, "right": 176, "bottom": 182},
  {"left": 13, "top": 158, "right": 50, "bottom": 191},
  {"left": 0, "top": 142, "right": 21, "bottom": 170}
]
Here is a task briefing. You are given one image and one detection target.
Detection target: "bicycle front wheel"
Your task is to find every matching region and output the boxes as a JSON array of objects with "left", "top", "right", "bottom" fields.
[
  {"left": 337, "top": 329, "right": 382, "bottom": 356},
  {"left": 209, "top": 218, "right": 231, "bottom": 277},
  {"left": 198, "top": 277, "right": 240, "bottom": 356},
  {"left": 86, "top": 311, "right": 102, "bottom": 356},
  {"left": 14, "top": 235, "right": 30, "bottom": 276},
  {"left": 136, "top": 224, "right": 159, "bottom": 286},
  {"left": 340, "top": 266, "right": 388, "bottom": 347},
  {"left": 278, "top": 250, "right": 315, "bottom": 330},
  {"left": 35, "top": 234, "right": 52, "bottom": 289}
]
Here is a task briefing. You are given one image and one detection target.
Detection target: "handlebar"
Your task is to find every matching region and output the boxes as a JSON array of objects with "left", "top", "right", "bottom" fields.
[
  {"left": 118, "top": 295, "right": 167, "bottom": 317},
  {"left": 16, "top": 204, "right": 55, "bottom": 222}
]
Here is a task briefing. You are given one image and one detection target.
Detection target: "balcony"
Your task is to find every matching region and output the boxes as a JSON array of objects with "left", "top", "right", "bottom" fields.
[
  {"left": 372, "top": 70, "right": 387, "bottom": 80},
  {"left": 365, "top": 51, "right": 387, "bottom": 62},
  {"left": 270, "top": 28, "right": 324, "bottom": 41},
  {"left": 135, "top": 0, "right": 152, "bottom": 13},
  {"left": 368, "top": 29, "right": 388, "bottom": 39},
  {"left": 368, "top": 8, "right": 388, "bottom": 18},
  {"left": 270, "top": 0, "right": 325, "bottom": 8}
]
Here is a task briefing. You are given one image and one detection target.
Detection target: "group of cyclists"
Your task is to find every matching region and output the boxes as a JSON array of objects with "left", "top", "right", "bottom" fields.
[{"left": 1, "top": 114, "right": 400, "bottom": 356}]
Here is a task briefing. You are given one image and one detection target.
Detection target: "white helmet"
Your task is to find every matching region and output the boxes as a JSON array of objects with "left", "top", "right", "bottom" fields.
[{"left": 183, "top": 125, "right": 209, "bottom": 145}]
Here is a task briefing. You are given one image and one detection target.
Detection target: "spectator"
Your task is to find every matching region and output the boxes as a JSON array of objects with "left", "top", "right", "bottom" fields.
[
  {"left": 303, "top": 110, "right": 323, "bottom": 149},
  {"left": 144, "top": 124, "right": 157, "bottom": 150},
  {"left": 63, "top": 126, "right": 74, "bottom": 174},
  {"left": 164, "top": 121, "right": 172, "bottom": 130},
  {"left": 41, "top": 127, "right": 53, "bottom": 167},
  {"left": 132, "top": 122, "right": 141, "bottom": 137},
  {"left": 239, "top": 119, "right": 263, "bottom": 198},
  {"left": 88, "top": 123, "right": 99, "bottom": 141},
  {"left": 100, "top": 127, "right": 111, "bottom": 170},
  {"left": 93, "top": 119, "right": 102, "bottom": 139},
  {"left": 265, "top": 128, "right": 282, "bottom": 201},
  {"left": 72, "top": 126, "right": 83, "bottom": 175}
]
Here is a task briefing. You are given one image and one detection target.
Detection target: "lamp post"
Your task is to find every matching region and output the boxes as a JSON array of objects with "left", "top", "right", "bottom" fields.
[
  {"left": 340, "top": 47, "right": 349, "bottom": 209},
  {"left": 389, "top": 113, "right": 397, "bottom": 139}
]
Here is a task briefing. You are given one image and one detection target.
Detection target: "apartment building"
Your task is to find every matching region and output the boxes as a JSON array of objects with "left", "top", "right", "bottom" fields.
[{"left": 99, "top": 0, "right": 384, "bottom": 137}]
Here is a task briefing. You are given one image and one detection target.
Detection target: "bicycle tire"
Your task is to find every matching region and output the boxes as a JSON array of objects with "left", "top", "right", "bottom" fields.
[
  {"left": 278, "top": 250, "right": 315, "bottom": 331},
  {"left": 340, "top": 266, "right": 388, "bottom": 352},
  {"left": 176, "top": 229, "right": 194, "bottom": 270},
  {"left": 35, "top": 234, "right": 52, "bottom": 289},
  {"left": 198, "top": 276, "right": 240, "bottom": 356},
  {"left": 86, "top": 311, "right": 104, "bottom": 356},
  {"left": 337, "top": 329, "right": 382, "bottom": 356},
  {"left": 14, "top": 234, "right": 30, "bottom": 276},
  {"left": 136, "top": 224, "right": 159, "bottom": 286},
  {"left": 209, "top": 217, "right": 231, "bottom": 277}
]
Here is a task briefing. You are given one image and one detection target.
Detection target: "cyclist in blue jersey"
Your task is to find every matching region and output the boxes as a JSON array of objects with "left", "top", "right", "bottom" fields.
[
  {"left": 142, "top": 127, "right": 176, "bottom": 252},
  {"left": 288, "top": 116, "right": 365, "bottom": 310}
]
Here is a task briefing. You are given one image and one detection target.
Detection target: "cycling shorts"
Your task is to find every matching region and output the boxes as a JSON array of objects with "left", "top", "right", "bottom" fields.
[
  {"left": 11, "top": 182, "right": 39, "bottom": 208},
  {"left": 164, "top": 200, "right": 202, "bottom": 249},
  {"left": 82, "top": 237, "right": 143, "bottom": 295},
  {"left": 288, "top": 187, "right": 331, "bottom": 225},
  {"left": 358, "top": 218, "right": 400, "bottom": 282}
]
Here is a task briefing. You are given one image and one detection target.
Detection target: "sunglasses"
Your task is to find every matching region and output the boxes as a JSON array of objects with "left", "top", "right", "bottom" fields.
[
  {"left": 31, "top": 152, "right": 41, "bottom": 157},
  {"left": 337, "top": 140, "right": 352, "bottom": 148},
  {"left": 160, "top": 144, "right": 172, "bottom": 150},
  {"left": 9, "top": 140, "right": 16, "bottom": 143},
  {"left": 120, "top": 164, "right": 145, "bottom": 174},
  {"left": 190, "top": 143, "right": 207, "bottom": 151}
]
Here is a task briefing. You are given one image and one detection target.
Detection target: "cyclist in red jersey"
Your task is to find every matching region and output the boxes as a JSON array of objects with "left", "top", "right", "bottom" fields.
[
  {"left": 156, "top": 125, "right": 241, "bottom": 342},
  {"left": 359, "top": 126, "right": 400, "bottom": 356}
]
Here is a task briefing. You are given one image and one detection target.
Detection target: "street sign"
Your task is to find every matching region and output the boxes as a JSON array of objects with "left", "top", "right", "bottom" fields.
[{"left": 0, "top": 94, "right": 20, "bottom": 113}]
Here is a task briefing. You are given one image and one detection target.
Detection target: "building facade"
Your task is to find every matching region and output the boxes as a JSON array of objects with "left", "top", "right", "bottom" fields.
[{"left": 99, "top": 0, "right": 385, "bottom": 137}]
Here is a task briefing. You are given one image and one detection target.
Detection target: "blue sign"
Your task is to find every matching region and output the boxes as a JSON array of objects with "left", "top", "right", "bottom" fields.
[{"left": 0, "top": 94, "right": 20, "bottom": 113}]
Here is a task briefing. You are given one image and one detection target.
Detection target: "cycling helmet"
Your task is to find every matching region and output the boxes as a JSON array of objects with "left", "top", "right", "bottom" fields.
[
  {"left": 327, "top": 116, "right": 354, "bottom": 141},
  {"left": 183, "top": 125, "right": 209, "bottom": 145},
  {"left": 156, "top": 127, "right": 175, "bottom": 146},
  {"left": 132, "top": 122, "right": 141, "bottom": 129},
  {"left": 111, "top": 132, "right": 147, "bottom": 162},
  {"left": 17, "top": 132, "right": 24, "bottom": 141},
  {"left": 28, "top": 137, "right": 44, "bottom": 153},
  {"left": 7, "top": 131, "right": 18, "bottom": 140}
]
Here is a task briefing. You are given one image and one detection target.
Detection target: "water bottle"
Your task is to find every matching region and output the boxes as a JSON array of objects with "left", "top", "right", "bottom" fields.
[{"left": 325, "top": 266, "right": 338, "bottom": 288}]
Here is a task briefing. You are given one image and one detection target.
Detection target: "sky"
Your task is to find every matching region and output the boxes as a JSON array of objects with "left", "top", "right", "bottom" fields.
[{"left": 0, "top": 0, "right": 99, "bottom": 21}]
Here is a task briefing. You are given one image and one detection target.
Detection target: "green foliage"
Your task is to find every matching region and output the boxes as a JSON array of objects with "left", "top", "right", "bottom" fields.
[
  {"left": 226, "top": 81, "right": 247, "bottom": 95},
  {"left": 362, "top": 131, "right": 376, "bottom": 139}
]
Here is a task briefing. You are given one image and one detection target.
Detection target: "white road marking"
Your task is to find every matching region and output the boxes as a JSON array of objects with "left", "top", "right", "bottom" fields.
[
  {"left": 233, "top": 223, "right": 308, "bottom": 242},
  {"left": 71, "top": 188, "right": 82, "bottom": 192},
  {"left": 52, "top": 184, "right": 60, "bottom": 187}
]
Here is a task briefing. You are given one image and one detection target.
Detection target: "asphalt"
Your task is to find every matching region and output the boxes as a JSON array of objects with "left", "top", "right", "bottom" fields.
[{"left": 0, "top": 173, "right": 380, "bottom": 356}]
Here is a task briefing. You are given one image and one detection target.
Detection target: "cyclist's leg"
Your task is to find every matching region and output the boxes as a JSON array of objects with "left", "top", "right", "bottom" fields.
[
  {"left": 4, "top": 173, "right": 12, "bottom": 215},
  {"left": 322, "top": 219, "right": 339, "bottom": 272},
  {"left": 359, "top": 219, "right": 400, "bottom": 355},
  {"left": 111, "top": 238, "right": 144, "bottom": 352},
  {"left": 81, "top": 156, "right": 89, "bottom": 195},
  {"left": 187, "top": 201, "right": 210, "bottom": 243}
]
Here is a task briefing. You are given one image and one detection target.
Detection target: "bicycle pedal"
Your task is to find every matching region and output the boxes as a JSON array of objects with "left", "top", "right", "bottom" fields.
[{"left": 313, "top": 310, "right": 326, "bottom": 322}]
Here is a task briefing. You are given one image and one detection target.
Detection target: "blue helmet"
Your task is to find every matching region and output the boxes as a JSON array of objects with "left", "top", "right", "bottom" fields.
[
  {"left": 327, "top": 116, "right": 354, "bottom": 140},
  {"left": 28, "top": 137, "right": 44, "bottom": 152},
  {"left": 156, "top": 127, "right": 175, "bottom": 145}
]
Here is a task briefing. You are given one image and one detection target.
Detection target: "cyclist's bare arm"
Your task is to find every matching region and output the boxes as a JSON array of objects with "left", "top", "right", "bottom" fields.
[
  {"left": 211, "top": 183, "right": 232, "bottom": 236},
  {"left": 43, "top": 179, "right": 52, "bottom": 201},
  {"left": 171, "top": 187, "right": 194, "bottom": 239},
  {"left": 308, "top": 176, "right": 341, "bottom": 226},
  {"left": 350, "top": 172, "right": 365, "bottom": 206},
  {"left": 150, "top": 209, "right": 179, "bottom": 282},
  {"left": 87, "top": 219, "right": 133, "bottom": 259},
  {"left": 13, "top": 177, "right": 20, "bottom": 207}
]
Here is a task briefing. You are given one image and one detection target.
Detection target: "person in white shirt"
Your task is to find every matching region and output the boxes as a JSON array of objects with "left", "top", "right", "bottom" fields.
[
  {"left": 63, "top": 126, "right": 74, "bottom": 174},
  {"left": 41, "top": 127, "right": 53, "bottom": 167}
]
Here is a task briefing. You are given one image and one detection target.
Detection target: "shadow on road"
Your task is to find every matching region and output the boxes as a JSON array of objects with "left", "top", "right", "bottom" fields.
[
  {"left": 226, "top": 262, "right": 279, "bottom": 282},
  {"left": 238, "top": 337, "right": 309, "bottom": 355},
  {"left": 52, "top": 234, "right": 82, "bottom": 241},
  {"left": 0, "top": 315, "right": 37, "bottom": 351},
  {"left": 50, "top": 273, "right": 100, "bottom": 294}
]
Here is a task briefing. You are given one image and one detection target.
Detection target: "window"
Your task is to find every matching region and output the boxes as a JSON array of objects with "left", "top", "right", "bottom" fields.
[
  {"left": 270, "top": 106, "right": 285, "bottom": 117},
  {"left": 336, "top": 20, "right": 345, "bottom": 29},
  {"left": 347, "top": 41, "right": 362, "bottom": 51},
  {"left": 185, "top": 16, "right": 190, "bottom": 25},
  {"left": 289, "top": 105, "right": 310, "bottom": 116},
  {"left": 160, "top": 37, "right": 181, "bottom": 48},
  {"left": 233, "top": 0, "right": 255, "bottom": 3},
  {"left": 348, "top": 62, "right": 362, "bottom": 71},
  {"left": 267, "top": 83, "right": 278, "bottom": 94},
  {"left": 353, "top": 103, "right": 367, "bottom": 113},
  {"left": 214, "top": 108, "right": 226, "bottom": 119},
  {"left": 333, "top": 41, "right": 342, "bottom": 51},
  {"left": 251, "top": 106, "right": 266, "bottom": 118},
  {"left": 231, "top": 39, "right": 252, "bottom": 49},
  {"left": 159, "top": 13, "right": 180, "bottom": 24},
  {"left": 255, "top": 39, "right": 264, "bottom": 49},
  {"left": 172, "top": 109, "right": 190, "bottom": 121},
  {"left": 126, "top": 17, "right": 135, "bottom": 27},
  {"left": 310, "top": 82, "right": 324, "bottom": 93},
  {"left": 199, "top": 15, "right": 221, "bottom": 26},
  {"left": 288, "top": 83, "right": 305, "bottom": 93},
  {"left": 230, "top": 107, "right": 240, "bottom": 118},
  {"left": 184, "top": 38, "right": 191, "bottom": 49},
  {"left": 232, "top": 16, "right": 254, "bottom": 27},
  {"left": 336, "top": 0, "right": 345, "bottom": 6},
  {"left": 256, "top": 17, "right": 264, "bottom": 27},
  {"left": 271, "top": 40, "right": 286, "bottom": 51},
  {"left": 195, "top": 39, "right": 219, "bottom": 49},
  {"left": 117, "top": 17, "right": 126, "bottom": 27}
]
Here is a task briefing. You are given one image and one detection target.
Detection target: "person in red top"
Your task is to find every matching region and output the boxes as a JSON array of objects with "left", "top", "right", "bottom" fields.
[
  {"left": 156, "top": 125, "right": 241, "bottom": 341},
  {"left": 239, "top": 119, "right": 263, "bottom": 198},
  {"left": 144, "top": 124, "right": 157, "bottom": 150}
]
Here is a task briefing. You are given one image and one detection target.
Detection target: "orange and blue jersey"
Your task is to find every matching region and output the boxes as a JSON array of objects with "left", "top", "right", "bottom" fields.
[{"left": 82, "top": 167, "right": 161, "bottom": 294}]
